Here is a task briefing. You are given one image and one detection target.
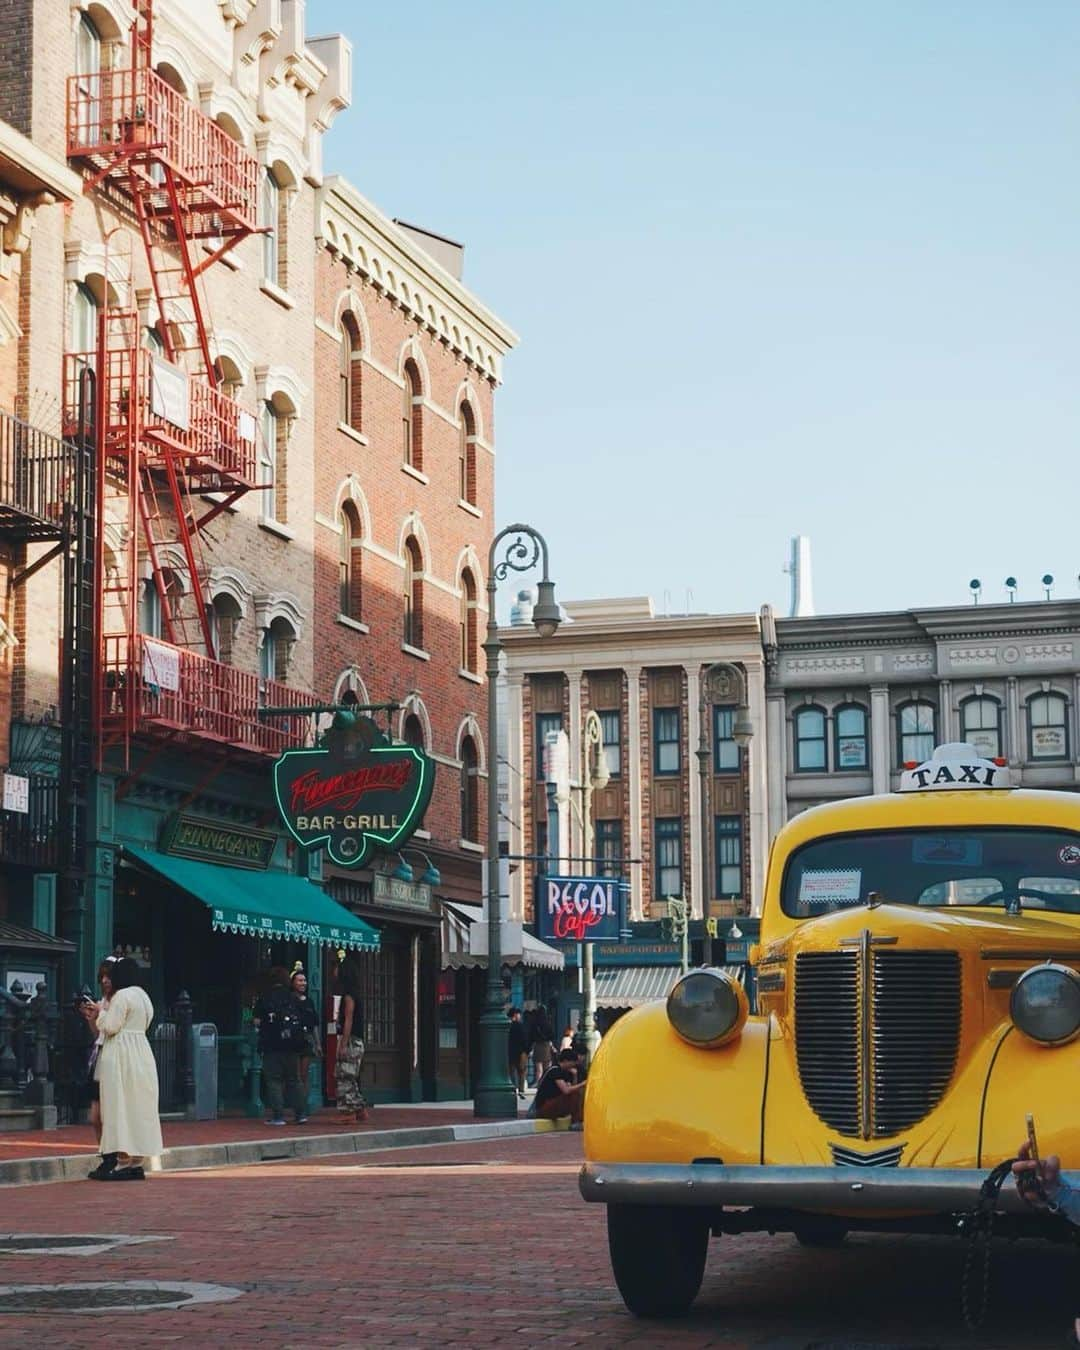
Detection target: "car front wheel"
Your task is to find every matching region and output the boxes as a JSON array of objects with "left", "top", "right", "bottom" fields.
[{"left": 607, "top": 1203, "right": 709, "bottom": 1318}]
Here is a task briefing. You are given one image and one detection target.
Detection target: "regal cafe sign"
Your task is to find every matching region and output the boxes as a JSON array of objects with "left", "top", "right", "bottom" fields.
[
  {"left": 535, "top": 876, "right": 624, "bottom": 943},
  {"left": 160, "top": 813, "right": 276, "bottom": 870},
  {"left": 274, "top": 714, "right": 435, "bottom": 869}
]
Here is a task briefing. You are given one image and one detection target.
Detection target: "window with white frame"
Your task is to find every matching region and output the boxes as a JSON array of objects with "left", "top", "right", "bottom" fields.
[
  {"left": 961, "top": 696, "right": 1002, "bottom": 760},
  {"left": 834, "top": 704, "right": 868, "bottom": 770},
  {"left": 655, "top": 817, "right": 683, "bottom": 898},
  {"left": 1028, "top": 692, "right": 1069, "bottom": 760},
  {"left": 715, "top": 815, "right": 742, "bottom": 898},
  {"left": 898, "top": 700, "right": 936, "bottom": 765},
  {"left": 794, "top": 706, "right": 827, "bottom": 772},
  {"left": 653, "top": 707, "right": 680, "bottom": 775}
]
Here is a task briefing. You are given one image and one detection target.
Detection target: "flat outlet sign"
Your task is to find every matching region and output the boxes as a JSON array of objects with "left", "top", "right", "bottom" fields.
[
  {"left": 274, "top": 716, "right": 434, "bottom": 869},
  {"left": 535, "top": 876, "right": 623, "bottom": 943}
]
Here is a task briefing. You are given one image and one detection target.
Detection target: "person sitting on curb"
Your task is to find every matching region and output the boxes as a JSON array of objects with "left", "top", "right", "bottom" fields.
[
  {"left": 534, "top": 1048, "right": 586, "bottom": 1129},
  {"left": 1013, "top": 1140, "right": 1080, "bottom": 1345}
]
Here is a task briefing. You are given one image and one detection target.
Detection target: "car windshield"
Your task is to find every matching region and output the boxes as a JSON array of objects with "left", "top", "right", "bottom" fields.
[{"left": 781, "top": 827, "right": 1080, "bottom": 918}]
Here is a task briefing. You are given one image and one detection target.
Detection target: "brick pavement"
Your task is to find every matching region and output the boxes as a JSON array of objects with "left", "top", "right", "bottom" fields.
[{"left": 0, "top": 1132, "right": 1072, "bottom": 1349}]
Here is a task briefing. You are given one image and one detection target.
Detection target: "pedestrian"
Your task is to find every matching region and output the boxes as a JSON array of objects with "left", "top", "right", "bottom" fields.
[
  {"left": 507, "top": 1007, "right": 528, "bottom": 1098},
  {"left": 531, "top": 1003, "right": 554, "bottom": 1083},
  {"left": 559, "top": 1024, "right": 575, "bottom": 1052},
  {"left": 80, "top": 956, "right": 163, "bottom": 1180},
  {"left": 253, "top": 967, "right": 308, "bottom": 1126},
  {"left": 334, "top": 954, "right": 369, "bottom": 1124},
  {"left": 534, "top": 1047, "right": 586, "bottom": 1128},
  {"left": 1013, "top": 1139, "right": 1080, "bottom": 1344},
  {"left": 290, "top": 964, "right": 321, "bottom": 1115},
  {"left": 83, "top": 957, "right": 116, "bottom": 1148}
]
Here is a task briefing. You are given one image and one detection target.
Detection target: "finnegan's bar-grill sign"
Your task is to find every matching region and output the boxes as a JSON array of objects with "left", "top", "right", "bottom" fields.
[{"left": 273, "top": 716, "right": 435, "bottom": 869}]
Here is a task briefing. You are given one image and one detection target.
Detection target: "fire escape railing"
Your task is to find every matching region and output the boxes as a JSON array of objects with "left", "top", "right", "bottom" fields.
[
  {"left": 0, "top": 773, "right": 59, "bottom": 868},
  {"left": 0, "top": 411, "right": 77, "bottom": 540}
]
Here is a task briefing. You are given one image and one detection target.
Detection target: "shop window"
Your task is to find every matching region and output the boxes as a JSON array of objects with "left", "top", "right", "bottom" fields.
[
  {"left": 794, "top": 706, "right": 827, "bottom": 772},
  {"left": 961, "top": 696, "right": 1002, "bottom": 760},
  {"left": 713, "top": 705, "right": 740, "bottom": 772},
  {"left": 403, "top": 537, "right": 424, "bottom": 649},
  {"left": 598, "top": 708, "right": 621, "bottom": 778},
  {"left": 402, "top": 360, "right": 423, "bottom": 470},
  {"left": 438, "top": 971, "right": 458, "bottom": 1049},
  {"left": 715, "top": 815, "right": 742, "bottom": 898},
  {"left": 898, "top": 700, "right": 936, "bottom": 766},
  {"left": 1028, "top": 692, "right": 1069, "bottom": 760},
  {"left": 653, "top": 707, "right": 680, "bottom": 775},
  {"left": 460, "top": 735, "right": 479, "bottom": 841},
  {"left": 835, "top": 704, "right": 868, "bottom": 770},
  {"left": 535, "top": 711, "right": 562, "bottom": 780},
  {"left": 355, "top": 948, "right": 397, "bottom": 1048},
  {"left": 459, "top": 401, "right": 476, "bottom": 503},
  {"left": 655, "top": 817, "right": 683, "bottom": 898}
]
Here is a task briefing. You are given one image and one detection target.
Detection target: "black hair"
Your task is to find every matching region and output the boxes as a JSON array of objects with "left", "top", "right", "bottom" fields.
[
  {"left": 558, "top": 1047, "right": 577, "bottom": 1063},
  {"left": 109, "top": 958, "right": 142, "bottom": 992},
  {"left": 337, "top": 957, "right": 362, "bottom": 1001},
  {"left": 267, "top": 966, "right": 290, "bottom": 989}
]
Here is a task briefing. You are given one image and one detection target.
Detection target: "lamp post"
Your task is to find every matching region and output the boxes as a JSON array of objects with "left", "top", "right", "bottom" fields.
[
  {"left": 475, "top": 524, "right": 560, "bottom": 1119},
  {"left": 578, "top": 709, "right": 609, "bottom": 1063},
  {"left": 696, "top": 663, "right": 754, "bottom": 967}
]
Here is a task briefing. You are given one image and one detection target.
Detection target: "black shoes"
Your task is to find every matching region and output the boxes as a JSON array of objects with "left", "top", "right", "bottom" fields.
[
  {"left": 88, "top": 1153, "right": 119, "bottom": 1181},
  {"left": 103, "top": 1165, "right": 145, "bottom": 1181}
]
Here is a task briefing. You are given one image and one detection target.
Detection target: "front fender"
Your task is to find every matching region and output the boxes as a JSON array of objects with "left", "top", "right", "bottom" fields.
[
  {"left": 978, "top": 1024, "right": 1080, "bottom": 1166},
  {"left": 584, "top": 1003, "right": 769, "bottom": 1165}
]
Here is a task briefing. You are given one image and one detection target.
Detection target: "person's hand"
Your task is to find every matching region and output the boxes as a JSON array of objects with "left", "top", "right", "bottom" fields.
[
  {"left": 77, "top": 999, "right": 98, "bottom": 1020},
  {"left": 1012, "top": 1139, "right": 1061, "bottom": 1207}
]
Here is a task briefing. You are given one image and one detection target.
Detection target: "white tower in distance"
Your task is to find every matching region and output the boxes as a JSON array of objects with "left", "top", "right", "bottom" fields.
[{"left": 786, "top": 536, "right": 815, "bottom": 618}]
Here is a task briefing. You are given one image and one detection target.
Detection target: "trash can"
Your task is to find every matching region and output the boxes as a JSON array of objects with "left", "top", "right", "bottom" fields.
[{"left": 191, "top": 1022, "right": 218, "bottom": 1121}]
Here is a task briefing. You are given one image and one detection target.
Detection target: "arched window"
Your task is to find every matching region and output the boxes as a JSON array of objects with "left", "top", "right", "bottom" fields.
[
  {"left": 339, "top": 500, "right": 363, "bottom": 621},
  {"left": 459, "top": 401, "right": 476, "bottom": 504},
  {"left": 262, "top": 167, "right": 287, "bottom": 288},
  {"left": 794, "top": 706, "right": 827, "bottom": 772},
  {"left": 260, "top": 616, "right": 295, "bottom": 684},
  {"left": 139, "top": 569, "right": 183, "bottom": 641},
  {"left": 213, "top": 356, "right": 243, "bottom": 402},
  {"left": 898, "top": 699, "right": 936, "bottom": 765},
  {"left": 403, "top": 713, "right": 424, "bottom": 750},
  {"left": 961, "top": 696, "right": 1002, "bottom": 759},
  {"left": 210, "top": 593, "right": 241, "bottom": 665},
  {"left": 459, "top": 568, "right": 478, "bottom": 674},
  {"left": 71, "top": 282, "right": 99, "bottom": 355},
  {"left": 460, "top": 735, "right": 479, "bottom": 841},
  {"left": 834, "top": 704, "right": 868, "bottom": 770},
  {"left": 402, "top": 360, "right": 423, "bottom": 470},
  {"left": 1028, "top": 691, "right": 1069, "bottom": 760},
  {"left": 259, "top": 397, "right": 291, "bottom": 523},
  {"left": 340, "top": 313, "right": 362, "bottom": 430},
  {"left": 403, "top": 537, "right": 424, "bottom": 649}
]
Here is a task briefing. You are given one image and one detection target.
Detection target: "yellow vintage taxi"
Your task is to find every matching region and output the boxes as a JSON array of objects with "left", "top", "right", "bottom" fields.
[{"left": 580, "top": 743, "right": 1080, "bottom": 1318}]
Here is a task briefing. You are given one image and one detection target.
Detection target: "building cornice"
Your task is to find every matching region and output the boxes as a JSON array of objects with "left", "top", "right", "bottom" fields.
[
  {"left": 317, "top": 176, "right": 518, "bottom": 384},
  {"left": 777, "top": 600, "right": 1080, "bottom": 653}
]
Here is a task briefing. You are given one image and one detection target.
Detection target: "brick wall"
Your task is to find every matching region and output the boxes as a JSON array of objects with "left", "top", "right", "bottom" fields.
[{"left": 0, "top": 0, "right": 33, "bottom": 135}]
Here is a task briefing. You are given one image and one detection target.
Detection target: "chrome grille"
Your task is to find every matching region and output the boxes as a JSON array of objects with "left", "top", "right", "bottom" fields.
[
  {"left": 794, "top": 952, "right": 859, "bottom": 1136},
  {"left": 795, "top": 947, "right": 960, "bottom": 1139},
  {"left": 872, "top": 950, "right": 960, "bottom": 1137}
]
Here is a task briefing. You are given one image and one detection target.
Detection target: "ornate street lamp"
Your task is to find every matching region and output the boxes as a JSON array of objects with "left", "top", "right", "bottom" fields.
[
  {"left": 475, "top": 524, "right": 560, "bottom": 1119},
  {"left": 695, "top": 663, "right": 753, "bottom": 966}
]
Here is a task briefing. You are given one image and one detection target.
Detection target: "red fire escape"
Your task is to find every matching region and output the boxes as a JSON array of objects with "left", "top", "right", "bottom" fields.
[{"left": 65, "top": 0, "right": 308, "bottom": 768}]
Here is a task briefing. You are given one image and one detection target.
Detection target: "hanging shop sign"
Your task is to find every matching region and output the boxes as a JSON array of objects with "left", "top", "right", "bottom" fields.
[
  {"left": 273, "top": 716, "right": 435, "bottom": 869},
  {"left": 160, "top": 813, "right": 276, "bottom": 870},
  {"left": 372, "top": 871, "right": 434, "bottom": 914},
  {"left": 535, "top": 876, "right": 624, "bottom": 943}
]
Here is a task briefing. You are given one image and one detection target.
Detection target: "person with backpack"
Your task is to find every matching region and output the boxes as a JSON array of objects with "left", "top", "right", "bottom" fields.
[{"left": 253, "top": 967, "right": 308, "bottom": 1126}]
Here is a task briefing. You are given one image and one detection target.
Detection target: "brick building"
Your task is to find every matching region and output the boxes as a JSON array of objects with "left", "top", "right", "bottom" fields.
[{"left": 307, "top": 181, "right": 515, "bottom": 1098}]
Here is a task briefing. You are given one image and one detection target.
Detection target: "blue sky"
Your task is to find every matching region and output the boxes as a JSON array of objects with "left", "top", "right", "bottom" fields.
[{"left": 315, "top": 1, "right": 1080, "bottom": 618}]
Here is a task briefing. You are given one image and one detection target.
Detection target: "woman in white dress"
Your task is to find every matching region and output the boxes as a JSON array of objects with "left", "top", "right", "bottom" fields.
[{"left": 80, "top": 957, "right": 163, "bottom": 1181}]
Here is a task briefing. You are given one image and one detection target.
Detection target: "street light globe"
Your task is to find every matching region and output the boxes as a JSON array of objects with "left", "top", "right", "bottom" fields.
[
  {"left": 531, "top": 579, "right": 561, "bottom": 638},
  {"left": 733, "top": 706, "right": 754, "bottom": 747}
]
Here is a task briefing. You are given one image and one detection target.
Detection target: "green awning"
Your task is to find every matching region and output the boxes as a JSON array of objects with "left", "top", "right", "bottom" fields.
[{"left": 124, "top": 846, "right": 380, "bottom": 952}]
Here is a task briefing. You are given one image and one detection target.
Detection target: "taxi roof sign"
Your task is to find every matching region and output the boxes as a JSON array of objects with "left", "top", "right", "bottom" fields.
[{"left": 898, "top": 742, "right": 1013, "bottom": 793}]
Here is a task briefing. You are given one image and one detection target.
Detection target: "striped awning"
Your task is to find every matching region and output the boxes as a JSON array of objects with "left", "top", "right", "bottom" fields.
[
  {"left": 440, "top": 901, "right": 475, "bottom": 967},
  {"left": 594, "top": 964, "right": 744, "bottom": 1009}
]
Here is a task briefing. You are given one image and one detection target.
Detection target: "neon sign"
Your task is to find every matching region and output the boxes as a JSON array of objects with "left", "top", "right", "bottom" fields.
[
  {"left": 535, "top": 877, "right": 623, "bottom": 943},
  {"left": 273, "top": 717, "right": 435, "bottom": 869}
]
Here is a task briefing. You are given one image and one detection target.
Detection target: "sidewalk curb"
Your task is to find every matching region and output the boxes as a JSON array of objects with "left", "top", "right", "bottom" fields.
[{"left": 0, "top": 1118, "right": 555, "bottom": 1188}]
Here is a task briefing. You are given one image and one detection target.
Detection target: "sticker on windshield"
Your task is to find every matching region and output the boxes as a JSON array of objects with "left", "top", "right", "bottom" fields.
[
  {"left": 1059, "top": 846, "right": 1080, "bottom": 866},
  {"left": 798, "top": 869, "right": 862, "bottom": 908},
  {"left": 912, "top": 837, "right": 983, "bottom": 867}
]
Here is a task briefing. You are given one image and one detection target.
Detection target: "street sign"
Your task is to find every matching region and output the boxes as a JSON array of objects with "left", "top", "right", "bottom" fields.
[{"left": 535, "top": 876, "right": 623, "bottom": 943}]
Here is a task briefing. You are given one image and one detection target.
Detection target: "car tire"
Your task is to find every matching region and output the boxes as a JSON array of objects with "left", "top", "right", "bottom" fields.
[
  {"left": 794, "top": 1224, "right": 848, "bottom": 1247},
  {"left": 607, "top": 1203, "right": 709, "bottom": 1318}
]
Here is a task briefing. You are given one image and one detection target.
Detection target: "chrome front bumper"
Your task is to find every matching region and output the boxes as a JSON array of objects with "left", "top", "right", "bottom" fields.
[{"left": 579, "top": 1162, "right": 1079, "bottom": 1216}]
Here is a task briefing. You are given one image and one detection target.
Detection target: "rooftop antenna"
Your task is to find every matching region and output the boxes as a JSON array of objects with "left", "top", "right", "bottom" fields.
[
  {"left": 1005, "top": 576, "right": 1017, "bottom": 603},
  {"left": 685, "top": 587, "right": 694, "bottom": 612},
  {"left": 1043, "top": 573, "right": 1054, "bottom": 601},
  {"left": 969, "top": 578, "right": 981, "bottom": 605},
  {"left": 661, "top": 588, "right": 671, "bottom": 617},
  {"left": 784, "top": 536, "right": 815, "bottom": 617}
]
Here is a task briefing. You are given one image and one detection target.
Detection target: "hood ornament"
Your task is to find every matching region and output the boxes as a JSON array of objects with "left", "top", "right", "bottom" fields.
[{"left": 866, "top": 891, "right": 884, "bottom": 910}]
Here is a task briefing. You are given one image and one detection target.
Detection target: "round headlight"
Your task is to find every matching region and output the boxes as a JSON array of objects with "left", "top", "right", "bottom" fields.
[
  {"left": 666, "top": 969, "right": 748, "bottom": 1048},
  {"left": 1010, "top": 963, "right": 1080, "bottom": 1046}
]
